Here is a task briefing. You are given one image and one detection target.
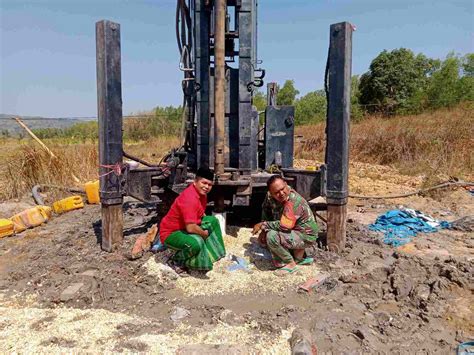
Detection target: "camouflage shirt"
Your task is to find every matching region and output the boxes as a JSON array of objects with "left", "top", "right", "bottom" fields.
[{"left": 261, "top": 189, "right": 319, "bottom": 241}]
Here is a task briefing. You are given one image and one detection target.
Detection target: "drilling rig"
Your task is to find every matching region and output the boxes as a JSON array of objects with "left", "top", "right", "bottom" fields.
[{"left": 96, "top": 0, "right": 353, "bottom": 253}]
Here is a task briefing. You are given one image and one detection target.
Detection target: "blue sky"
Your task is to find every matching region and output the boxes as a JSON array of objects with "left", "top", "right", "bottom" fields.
[{"left": 1, "top": 0, "right": 473, "bottom": 117}]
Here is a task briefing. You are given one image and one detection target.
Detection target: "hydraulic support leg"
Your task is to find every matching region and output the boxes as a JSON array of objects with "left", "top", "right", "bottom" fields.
[
  {"left": 96, "top": 20, "right": 124, "bottom": 251},
  {"left": 325, "top": 22, "right": 353, "bottom": 253}
]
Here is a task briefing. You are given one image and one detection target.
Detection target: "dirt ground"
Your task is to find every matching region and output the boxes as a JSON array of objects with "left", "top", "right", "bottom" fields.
[{"left": 0, "top": 160, "right": 473, "bottom": 354}]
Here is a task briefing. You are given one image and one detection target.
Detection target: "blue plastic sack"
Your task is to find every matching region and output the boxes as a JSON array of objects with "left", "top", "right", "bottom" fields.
[{"left": 369, "top": 209, "right": 450, "bottom": 247}]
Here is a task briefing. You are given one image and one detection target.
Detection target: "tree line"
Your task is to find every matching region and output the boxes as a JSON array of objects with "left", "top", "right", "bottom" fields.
[
  {"left": 28, "top": 106, "right": 182, "bottom": 141},
  {"left": 254, "top": 49, "right": 473, "bottom": 125},
  {"left": 21, "top": 48, "right": 472, "bottom": 141}
]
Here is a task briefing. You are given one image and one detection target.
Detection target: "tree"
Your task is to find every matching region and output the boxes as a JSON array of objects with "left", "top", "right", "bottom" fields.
[
  {"left": 359, "top": 48, "right": 437, "bottom": 114},
  {"left": 1, "top": 129, "right": 10, "bottom": 138},
  {"left": 277, "top": 80, "right": 299, "bottom": 105},
  {"left": 350, "top": 75, "right": 364, "bottom": 121},
  {"left": 426, "top": 56, "right": 461, "bottom": 109},
  {"left": 294, "top": 90, "right": 326, "bottom": 124},
  {"left": 426, "top": 54, "right": 474, "bottom": 108},
  {"left": 461, "top": 53, "right": 474, "bottom": 77},
  {"left": 252, "top": 90, "right": 266, "bottom": 112},
  {"left": 458, "top": 53, "right": 474, "bottom": 102}
]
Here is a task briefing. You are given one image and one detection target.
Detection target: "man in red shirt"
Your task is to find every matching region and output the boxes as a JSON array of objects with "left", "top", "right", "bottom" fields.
[{"left": 160, "top": 167, "right": 226, "bottom": 272}]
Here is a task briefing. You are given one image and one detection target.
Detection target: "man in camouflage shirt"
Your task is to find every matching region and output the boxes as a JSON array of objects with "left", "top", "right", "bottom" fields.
[{"left": 253, "top": 175, "right": 318, "bottom": 275}]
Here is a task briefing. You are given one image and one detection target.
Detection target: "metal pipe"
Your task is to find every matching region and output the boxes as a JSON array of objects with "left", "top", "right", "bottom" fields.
[{"left": 214, "top": 0, "right": 226, "bottom": 178}]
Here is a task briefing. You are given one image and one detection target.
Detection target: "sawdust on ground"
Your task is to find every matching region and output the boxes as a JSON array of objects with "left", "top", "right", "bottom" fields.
[
  {"left": 0, "top": 301, "right": 293, "bottom": 354},
  {"left": 144, "top": 226, "right": 320, "bottom": 297}
]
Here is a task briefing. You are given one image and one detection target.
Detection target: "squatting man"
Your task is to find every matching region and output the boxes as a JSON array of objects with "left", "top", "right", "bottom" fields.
[
  {"left": 252, "top": 175, "right": 319, "bottom": 276},
  {"left": 159, "top": 167, "right": 226, "bottom": 273}
]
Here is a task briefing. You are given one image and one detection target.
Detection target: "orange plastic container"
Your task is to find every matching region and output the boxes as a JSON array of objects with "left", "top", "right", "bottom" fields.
[
  {"left": 0, "top": 219, "right": 15, "bottom": 238},
  {"left": 10, "top": 206, "right": 52, "bottom": 233},
  {"left": 53, "top": 195, "right": 84, "bottom": 214},
  {"left": 84, "top": 180, "right": 100, "bottom": 204}
]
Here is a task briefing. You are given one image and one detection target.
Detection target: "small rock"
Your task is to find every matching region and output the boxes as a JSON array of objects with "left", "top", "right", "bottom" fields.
[
  {"left": 80, "top": 270, "right": 98, "bottom": 277},
  {"left": 374, "top": 311, "right": 392, "bottom": 326},
  {"left": 438, "top": 210, "right": 452, "bottom": 217},
  {"left": 218, "top": 309, "right": 237, "bottom": 324},
  {"left": 170, "top": 306, "right": 190, "bottom": 322},
  {"left": 60, "top": 283, "right": 84, "bottom": 302},
  {"left": 413, "top": 284, "right": 431, "bottom": 302},
  {"left": 353, "top": 328, "right": 367, "bottom": 340},
  {"left": 455, "top": 330, "right": 466, "bottom": 343},
  {"left": 353, "top": 325, "right": 382, "bottom": 348},
  {"left": 289, "top": 328, "right": 315, "bottom": 355}
]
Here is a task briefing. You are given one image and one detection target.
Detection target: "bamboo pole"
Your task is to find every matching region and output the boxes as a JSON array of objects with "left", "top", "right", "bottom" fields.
[{"left": 13, "top": 117, "right": 81, "bottom": 183}]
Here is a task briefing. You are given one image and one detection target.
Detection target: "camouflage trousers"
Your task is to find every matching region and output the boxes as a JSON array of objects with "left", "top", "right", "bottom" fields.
[{"left": 266, "top": 230, "right": 316, "bottom": 264}]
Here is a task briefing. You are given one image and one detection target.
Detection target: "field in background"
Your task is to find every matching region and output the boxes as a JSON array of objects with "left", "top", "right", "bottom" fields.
[
  {"left": 296, "top": 103, "right": 473, "bottom": 181},
  {"left": 1, "top": 104, "right": 472, "bottom": 201}
]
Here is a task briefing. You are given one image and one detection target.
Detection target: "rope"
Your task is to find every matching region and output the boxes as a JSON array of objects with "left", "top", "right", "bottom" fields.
[
  {"left": 349, "top": 181, "right": 474, "bottom": 200},
  {"left": 99, "top": 163, "right": 123, "bottom": 178}
]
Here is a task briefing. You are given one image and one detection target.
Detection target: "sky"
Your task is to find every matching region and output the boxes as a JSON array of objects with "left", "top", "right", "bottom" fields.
[{"left": 1, "top": 0, "right": 473, "bottom": 118}]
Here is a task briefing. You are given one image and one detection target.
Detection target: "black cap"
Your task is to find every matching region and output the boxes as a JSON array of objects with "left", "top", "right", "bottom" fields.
[{"left": 196, "top": 167, "right": 214, "bottom": 181}]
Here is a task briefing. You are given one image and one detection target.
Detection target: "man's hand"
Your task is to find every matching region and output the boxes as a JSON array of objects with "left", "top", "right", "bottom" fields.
[
  {"left": 252, "top": 222, "right": 264, "bottom": 235},
  {"left": 201, "top": 220, "right": 212, "bottom": 231},
  {"left": 201, "top": 229, "right": 210, "bottom": 240},
  {"left": 185, "top": 223, "right": 209, "bottom": 239}
]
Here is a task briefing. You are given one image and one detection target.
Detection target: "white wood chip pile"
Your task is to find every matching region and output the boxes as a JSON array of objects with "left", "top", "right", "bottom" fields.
[
  {"left": 172, "top": 227, "right": 320, "bottom": 297},
  {"left": 0, "top": 304, "right": 293, "bottom": 354}
]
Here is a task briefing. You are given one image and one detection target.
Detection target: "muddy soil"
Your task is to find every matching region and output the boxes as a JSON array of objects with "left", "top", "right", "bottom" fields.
[{"left": 0, "top": 162, "right": 473, "bottom": 353}]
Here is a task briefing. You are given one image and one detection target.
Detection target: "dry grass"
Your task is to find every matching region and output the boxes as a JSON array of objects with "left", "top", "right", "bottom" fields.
[
  {"left": 1, "top": 144, "right": 98, "bottom": 201},
  {"left": 296, "top": 103, "right": 474, "bottom": 180},
  {"left": 123, "top": 136, "right": 181, "bottom": 164},
  {"left": 2, "top": 104, "right": 472, "bottom": 202},
  {"left": 0, "top": 136, "right": 181, "bottom": 202}
]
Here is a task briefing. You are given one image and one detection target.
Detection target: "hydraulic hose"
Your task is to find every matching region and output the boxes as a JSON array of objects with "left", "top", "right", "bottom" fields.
[{"left": 32, "top": 184, "right": 86, "bottom": 205}]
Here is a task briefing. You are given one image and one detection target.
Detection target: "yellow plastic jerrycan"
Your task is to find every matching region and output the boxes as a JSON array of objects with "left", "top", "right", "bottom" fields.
[
  {"left": 10, "top": 206, "right": 52, "bottom": 233},
  {"left": 0, "top": 219, "right": 15, "bottom": 238},
  {"left": 84, "top": 180, "right": 100, "bottom": 204},
  {"left": 53, "top": 195, "right": 84, "bottom": 214}
]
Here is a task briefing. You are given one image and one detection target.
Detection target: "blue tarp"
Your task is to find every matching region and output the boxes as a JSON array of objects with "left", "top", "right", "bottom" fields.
[{"left": 369, "top": 209, "right": 451, "bottom": 247}]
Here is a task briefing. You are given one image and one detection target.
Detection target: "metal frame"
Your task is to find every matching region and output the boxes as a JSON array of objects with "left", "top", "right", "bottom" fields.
[{"left": 95, "top": 7, "right": 353, "bottom": 253}]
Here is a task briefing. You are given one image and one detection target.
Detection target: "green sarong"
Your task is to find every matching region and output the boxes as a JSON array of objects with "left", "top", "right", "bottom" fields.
[{"left": 164, "top": 215, "right": 226, "bottom": 271}]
